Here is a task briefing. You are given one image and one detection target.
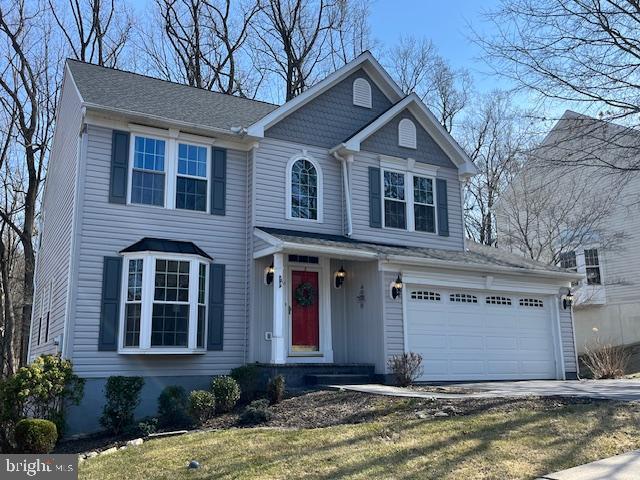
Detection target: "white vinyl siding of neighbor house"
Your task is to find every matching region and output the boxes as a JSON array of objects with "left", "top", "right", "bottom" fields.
[
  {"left": 252, "top": 137, "right": 344, "bottom": 234},
  {"left": 559, "top": 301, "right": 577, "bottom": 373},
  {"left": 350, "top": 151, "right": 465, "bottom": 250},
  {"left": 29, "top": 73, "right": 83, "bottom": 359},
  {"left": 69, "top": 125, "right": 249, "bottom": 377}
]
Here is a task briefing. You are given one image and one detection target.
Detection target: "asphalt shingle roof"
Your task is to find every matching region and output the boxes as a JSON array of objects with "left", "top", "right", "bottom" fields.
[
  {"left": 67, "top": 59, "right": 278, "bottom": 132},
  {"left": 256, "top": 227, "right": 572, "bottom": 276},
  {"left": 120, "top": 237, "right": 212, "bottom": 260}
]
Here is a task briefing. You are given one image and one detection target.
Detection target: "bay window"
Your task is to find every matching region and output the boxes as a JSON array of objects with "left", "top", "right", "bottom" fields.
[{"left": 120, "top": 253, "right": 209, "bottom": 353}]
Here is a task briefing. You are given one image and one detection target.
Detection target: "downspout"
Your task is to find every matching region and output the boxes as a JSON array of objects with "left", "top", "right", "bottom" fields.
[{"left": 333, "top": 151, "right": 353, "bottom": 236}]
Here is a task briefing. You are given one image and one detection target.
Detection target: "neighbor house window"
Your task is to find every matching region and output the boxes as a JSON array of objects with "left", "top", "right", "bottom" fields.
[
  {"left": 584, "top": 248, "right": 602, "bottom": 285},
  {"left": 176, "top": 143, "right": 208, "bottom": 212},
  {"left": 120, "top": 254, "right": 209, "bottom": 352},
  {"left": 383, "top": 170, "right": 406, "bottom": 229},
  {"left": 413, "top": 176, "right": 435, "bottom": 233},
  {"left": 288, "top": 157, "right": 322, "bottom": 221},
  {"left": 559, "top": 251, "right": 577, "bottom": 271},
  {"left": 131, "top": 136, "right": 166, "bottom": 207}
]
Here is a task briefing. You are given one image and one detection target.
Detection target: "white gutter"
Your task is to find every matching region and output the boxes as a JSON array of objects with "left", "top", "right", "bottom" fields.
[{"left": 333, "top": 151, "right": 353, "bottom": 236}]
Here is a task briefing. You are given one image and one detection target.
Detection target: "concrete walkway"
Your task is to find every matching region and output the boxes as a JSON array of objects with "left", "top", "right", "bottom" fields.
[
  {"left": 331, "top": 379, "right": 640, "bottom": 401},
  {"left": 539, "top": 450, "right": 640, "bottom": 479}
]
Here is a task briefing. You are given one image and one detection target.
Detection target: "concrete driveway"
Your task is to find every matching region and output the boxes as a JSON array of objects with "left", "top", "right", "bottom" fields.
[{"left": 334, "top": 379, "right": 640, "bottom": 401}]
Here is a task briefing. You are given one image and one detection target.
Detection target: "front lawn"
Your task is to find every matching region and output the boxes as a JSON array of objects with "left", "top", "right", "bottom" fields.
[{"left": 79, "top": 392, "right": 640, "bottom": 480}]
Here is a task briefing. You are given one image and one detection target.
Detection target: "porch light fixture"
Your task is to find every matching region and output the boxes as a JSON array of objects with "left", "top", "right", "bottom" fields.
[
  {"left": 265, "top": 263, "right": 275, "bottom": 285},
  {"left": 391, "top": 274, "right": 403, "bottom": 299},
  {"left": 335, "top": 266, "right": 346, "bottom": 288},
  {"left": 563, "top": 290, "right": 574, "bottom": 310}
]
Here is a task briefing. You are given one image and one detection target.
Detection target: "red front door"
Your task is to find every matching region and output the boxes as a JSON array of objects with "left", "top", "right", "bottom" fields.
[{"left": 291, "top": 270, "right": 320, "bottom": 352}]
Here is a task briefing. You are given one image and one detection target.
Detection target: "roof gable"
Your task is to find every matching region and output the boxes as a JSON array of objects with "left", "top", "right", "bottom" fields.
[{"left": 247, "top": 51, "right": 404, "bottom": 137}]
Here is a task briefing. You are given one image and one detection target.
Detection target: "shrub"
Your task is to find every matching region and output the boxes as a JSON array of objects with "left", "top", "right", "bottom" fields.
[
  {"left": 158, "top": 386, "right": 190, "bottom": 427},
  {"left": 188, "top": 390, "right": 216, "bottom": 425},
  {"left": 210, "top": 376, "right": 240, "bottom": 413},
  {"left": 238, "top": 400, "right": 272, "bottom": 426},
  {"left": 100, "top": 376, "right": 144, "bottom": 435},
  {"left": 136, "top": 417, "right": 158, "bottom": 437},
  {"left": 230, "top": 364, "right": 263, "bottom": 401},
  {"left": 0, "top": 355, "right": 84, "bottom": 446},
  {"left": 14, "top": 419, "right": 57, "bottom": 453},
  {"left": 583, "top": 340, "right": 630, "bottom": 379},
  {"left": 387, "top": 352, "right": 424, "bottom": 387},
  {"left": 267, "top": 375, "right": 285, "bottom": 405}
]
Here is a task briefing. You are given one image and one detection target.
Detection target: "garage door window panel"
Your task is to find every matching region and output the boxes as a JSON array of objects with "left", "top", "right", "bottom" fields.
[{"left": 486, "top": 296, "right": 512, "bottom": 305}]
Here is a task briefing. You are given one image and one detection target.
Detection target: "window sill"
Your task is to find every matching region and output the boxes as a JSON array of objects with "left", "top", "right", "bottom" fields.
[{"left": 118, "top": 348, "right": 207, "bottom": 355}]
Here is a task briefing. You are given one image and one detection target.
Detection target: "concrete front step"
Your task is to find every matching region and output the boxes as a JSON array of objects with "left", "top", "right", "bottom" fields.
[{"left": 305, "top": 374, "right": 374, "bottom": 386}]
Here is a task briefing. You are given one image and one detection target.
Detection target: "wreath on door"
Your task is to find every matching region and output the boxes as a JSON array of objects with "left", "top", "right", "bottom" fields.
[{"left": 295, "top": 282, "right": 316, "bottom": 307}]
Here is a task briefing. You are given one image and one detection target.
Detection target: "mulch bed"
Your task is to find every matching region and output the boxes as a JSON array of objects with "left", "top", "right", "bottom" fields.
[{"left": 55, "top": 389, "right": 606, "bottom": 454}]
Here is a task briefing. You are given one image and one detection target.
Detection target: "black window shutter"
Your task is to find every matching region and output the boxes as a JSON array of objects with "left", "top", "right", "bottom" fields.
[
  {"left": 211, "top": 148, "right": 227, "bottom": 215},
  {"left": 45, "top": 312, "right": 50, "bottom": 343},
  {"left": 98, "top": 256, "right": 123, "bottom": 351},
  {"left": 109, "top": 130, "right": 130, "bottom": 204},
  {"left": 436, "top": 178, "right": 449, "bottom": 237},
  {"left": 207, "top": 263, "right": 225, "bottom": 351},
  {"left": 368, "top": 167, "right": 382, "bottom": 228}
]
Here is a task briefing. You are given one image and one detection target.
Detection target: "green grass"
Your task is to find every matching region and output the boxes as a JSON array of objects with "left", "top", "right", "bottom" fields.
[{"left": 80, "top": 401, "right": 640, "bottom": 480}]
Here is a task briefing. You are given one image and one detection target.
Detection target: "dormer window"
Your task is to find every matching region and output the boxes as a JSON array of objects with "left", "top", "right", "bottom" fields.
[
  {"left": 352, "top": 78, "right": 372, "bottom": 108},
  {"left": 398, "top": 118, "right": 417, "bottom": 149}
]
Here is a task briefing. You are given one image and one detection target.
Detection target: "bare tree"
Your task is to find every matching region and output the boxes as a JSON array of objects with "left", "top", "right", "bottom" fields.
[
  {"left": 463, "top": 92, "right": 531, "bottom": 246},
  {"left": 0, "top": 0, "right": 59, "bottom": 366},
  {"left": 479, "top": 0, "right": 640, "bottom": 120},
  {"left": 142, "top": 0, "right": 261, "bottom": 95},
  {"left": 327, "top": 0, "right": 374, "bottom": 69},
  {"left": 386, "top": 36, "right": 472, "bottom": 132},
  {"left": 48, "top": 0, "right": 132, "bottom": 67},
  {"left": 253, "top": 0, "right": 338, "bottom": 101}
]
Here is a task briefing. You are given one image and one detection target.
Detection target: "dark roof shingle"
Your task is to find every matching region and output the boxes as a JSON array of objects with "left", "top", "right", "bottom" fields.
[
  {"left": 120, "top": 237, "right": 212, "bottom": 260},
  {"left": 67, "top": 59, "right": 277, "bottom": 132}
]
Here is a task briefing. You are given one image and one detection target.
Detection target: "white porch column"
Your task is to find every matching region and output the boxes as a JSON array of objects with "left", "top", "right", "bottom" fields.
[{"left": 271, "top": 253, "right": 286, "bottom": 364}]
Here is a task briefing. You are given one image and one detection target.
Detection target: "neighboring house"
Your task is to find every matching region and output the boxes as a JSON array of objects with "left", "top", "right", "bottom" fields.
[
  {"left": 30, "top": 52, "right": 580, "bottom": 434},
  {"left": 499, "top": 110, "right": 640, "bottom": 354}
]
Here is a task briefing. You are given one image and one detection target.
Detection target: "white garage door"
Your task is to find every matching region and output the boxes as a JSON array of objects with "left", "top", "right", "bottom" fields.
[{"left": 406, "top": 287, "right": 558, "bottom": 381}]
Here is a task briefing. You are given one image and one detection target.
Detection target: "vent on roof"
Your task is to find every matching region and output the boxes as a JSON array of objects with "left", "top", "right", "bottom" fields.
[
  {"left": 353, "top": 78, "right": 372, "bottom": 108},
  {"left": 398, "top": 118, "right": 417, "bottom": 149}
]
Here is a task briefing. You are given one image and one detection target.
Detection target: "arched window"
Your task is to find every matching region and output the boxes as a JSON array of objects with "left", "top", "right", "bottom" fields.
[
  {"left": 287, "top": 156, "right": 323, "bottom": 221},
  {"left": 353, "top": 78, "right": 372, "bottom": 108},
  {"left": 398, "top": 118, "right": 417, "bottom": 149}
]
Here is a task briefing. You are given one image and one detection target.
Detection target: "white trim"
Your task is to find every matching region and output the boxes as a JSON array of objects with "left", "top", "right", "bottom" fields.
[
  {"left": 271, "top": 253, "right": 286, "bottom": 363},
  {"left": 117, "top": 252, "right": 210, "bottom": 354},
  {"left": 247, "top": 51, "right": 403, "bottom": 137},
  {"left": 380, "top": 155, "right": 439, "bottom": 177},
  {"left": 285, "top": 152, "right": 324, "bottom": 223},
  {"left": 398, "top": 118, "right": 417, "bottom": 149},
  {"left": 352, "top": 77, "right": 372, "bottom": 108}
]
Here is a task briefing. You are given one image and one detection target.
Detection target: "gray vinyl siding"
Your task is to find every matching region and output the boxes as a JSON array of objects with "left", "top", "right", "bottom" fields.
[
  {"left": 250, "top": 256, "right": 273, "bottom": 363},
  {"left": 350, "top": 151, "right": 465, "bottom": 250},
  {"left": 559, "top": 301, "right": 577, "bottom": 373},
  {"left": 30, "top": 74, "right": 83, "bottom": 359},
  {"left": 382, "top": 271, "right": 404, "bottom": 373},
  {"left": 253, "top": 137, "right": 344, "bottom": 235},
  {"left": 265, "top": 69, "right": 393, "bottom": 149},
  {"left": 361, "top": 110, "right": 456, "bottom": 169},
  {"left": 70, "top": 124, "right": 249, "bottom": 378}
]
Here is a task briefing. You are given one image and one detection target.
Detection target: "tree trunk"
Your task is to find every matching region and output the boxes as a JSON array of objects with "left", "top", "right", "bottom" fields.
[{"left": 0, "top": 237, "right": 15, "bottom": 376}]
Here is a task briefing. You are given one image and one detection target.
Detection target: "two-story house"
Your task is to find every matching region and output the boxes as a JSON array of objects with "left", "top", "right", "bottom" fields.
[
  {"left": 30, "top": 52, "right": 580, "bottom": 434},
  {"left": 501, "top": 111, "right": 640, "bottom": 354}
]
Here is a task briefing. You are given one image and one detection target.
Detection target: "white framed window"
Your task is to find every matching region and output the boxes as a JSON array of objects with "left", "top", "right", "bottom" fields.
[
  {"left": 413, "top": 175, "right": 435, "bottom": 233},
  {"left": 410, "top": 290, "right": 441, "bottom": 301},
  {"left": 450, "top": 293, "right": 478, "bottom": 303},
  {"left": 383, "top": 170, "right": 406, "bottom": 229},
  {"left": 131, "top": 136, "right": 166, "bottom": 207},
  {"left": 119, "top": 253, "right": 209, "bottom": 354},
  {"left": 398, "top": 118, "right": 417, "bottom": 149},
  {"left": 584, "top": 248, "right": 602, "bottom": 285},
  {"left": 285, "top": 154, "right": 323, "bottom": 222},
  {"left": 352, "top": 78, "right": 372, "bottom": 108},
  {"left": 519, "top": 298, "right": 544, "bottom": 308},
  {"left": 128, "top": 132, "right": 212, "bottom": 213},
  {"left": 486, "top": 296, "right": 512, "bottom": 305}
]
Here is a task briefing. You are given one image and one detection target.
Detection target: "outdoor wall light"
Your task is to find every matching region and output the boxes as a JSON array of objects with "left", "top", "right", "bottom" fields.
[
  {"left": 335, "top": 266, "right": 346, "bottom": 288},
  {"left": 563, "top": 291, "right": 574, "bottom": 310},
  {"left": 391, "top": 274, "right": 403, "bottom": 299},
  {"left": 265, "top": 263, "right": 275, "bottom": 285}
]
